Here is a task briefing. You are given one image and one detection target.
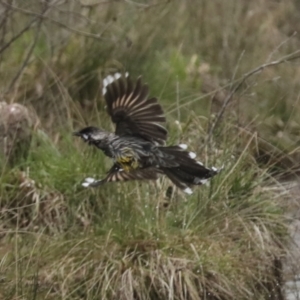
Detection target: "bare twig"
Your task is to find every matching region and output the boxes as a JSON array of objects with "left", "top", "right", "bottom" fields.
[
  {"left": 0, "top": 15, "right": 38, "bottom": 56},
  {"left": 80, "top": 0, "right": 117, "bottom": 7},
  {"left": 5, "top": 3, "right": 50, "bottom": 93},
  {"left": 0, "top": 1, "right": 12, "bottom": 42},
  {"left": 266, "top": 32, "right": 297, "bottom": 63},
  {"left": 0, "top": 1, "right": 12, "bottom": 62},
  {"left": 208, "top": 50, "right": 300, "bottom": 138},
  {"left": 1, "top": 1, "right": 105, "bottom": 40},
  {"left": 80, "top": 0, "right": 170, "bottom": 9}
]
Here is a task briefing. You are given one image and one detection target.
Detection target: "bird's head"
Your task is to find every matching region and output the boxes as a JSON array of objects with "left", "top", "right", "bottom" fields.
[{"left": 73, "top": 126, "right": 108, "bottom": 145}]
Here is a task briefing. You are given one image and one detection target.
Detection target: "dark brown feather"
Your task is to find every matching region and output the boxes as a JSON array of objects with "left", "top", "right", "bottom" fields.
[
  {"left": 104, "top": 168, "right": 160, "bottom": 183},
  {"left": 105, "top": 75, "right": 168, "bottom": 145}
]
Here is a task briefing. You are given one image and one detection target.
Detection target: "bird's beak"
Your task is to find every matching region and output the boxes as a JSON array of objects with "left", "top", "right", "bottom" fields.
[{"left": 72, "top": 131, "right": 81, "bottom": 137}]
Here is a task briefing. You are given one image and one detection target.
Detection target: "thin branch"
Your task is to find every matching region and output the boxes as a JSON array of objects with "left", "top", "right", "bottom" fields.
[
  {"left": 266, "top": 31, "right": 297, "bottom": 63},
  {"left": 0, "top": 15, "right": 38, "bottom": 56},
  {"left": 80, "top": 0, "right": 115, "bottom": 7},
  {"left": 1, "top": 1, "right": 104, "bottom": 40},
  {"left": 208, "top": 50, "right": 300, "bottom": 138},
  {"left": 0, "top": 1, "right": 12, "bottom": 37},
  {"left": 0, "top": 1, "right": 12, "bottom": 61},
  {"left": 5, "top": 3, "right": 49, "bottom": 93},
  {"left": 80, "top": 0, "right": 170, "bottom": 8}
]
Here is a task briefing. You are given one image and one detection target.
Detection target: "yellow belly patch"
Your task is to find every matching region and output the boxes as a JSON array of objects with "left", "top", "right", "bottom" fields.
[
  {"left": 116, "top": 147, "right": 140, "bottom": 172},
  {"left": 117, "top": 156, "right": 139, "bottom": 172}
]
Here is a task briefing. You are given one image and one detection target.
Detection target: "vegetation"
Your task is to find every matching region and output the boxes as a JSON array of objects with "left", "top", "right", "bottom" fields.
[{"left": 0, "top": 0, "right": 299, "bottom": 299}]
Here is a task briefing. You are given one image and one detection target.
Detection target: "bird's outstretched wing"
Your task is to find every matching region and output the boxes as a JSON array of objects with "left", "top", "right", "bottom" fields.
[
  {"left": 104, "top": 74, "right": 168, "bottom": 145},
  {"left": 82, "top": 164, "right": 161, "bottom": 187}
]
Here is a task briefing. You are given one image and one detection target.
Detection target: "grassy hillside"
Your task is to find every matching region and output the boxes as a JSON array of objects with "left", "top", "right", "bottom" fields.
[{"left": 0, "top": 0, "right": 299, "bottom": 299}]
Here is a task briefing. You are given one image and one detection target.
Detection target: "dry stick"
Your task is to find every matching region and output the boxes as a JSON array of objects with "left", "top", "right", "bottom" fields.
[
  {"left": 1, "top": 1, "right": 105, "bottom": 41},
  {"left": 266, "top": 32, "right": 297, "bottom": 63},
  {"left": 208, "top": 50, "right": 300, "bottom": 139},
  {"left": 52, "top": 2, "right": 94, "bottom": 24},
  {"left": 80, "top": 0, "right": 116, "bottom": 6},
  {"left": 0, "top": 15, "right": 38, "bottom": 56},
  {"left": 5, "top": 4, "right": 49, "bottom": 94},
  {"left": 0, "top": 3, "right": 12, "bottom": 62},
  {"left": 0, "top": 1, "right": 12, "bottom": 41},
  {"left": 80, "top": 0, "right": 170, "bottom": 8}
]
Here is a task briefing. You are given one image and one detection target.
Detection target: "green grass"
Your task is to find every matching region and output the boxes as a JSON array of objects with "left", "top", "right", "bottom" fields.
[
  {"left": 0, "top": 120, "right": 287, "bottom": 299},
  {"left": 0, "top": 0, "right": 298, "bottom": 298}
]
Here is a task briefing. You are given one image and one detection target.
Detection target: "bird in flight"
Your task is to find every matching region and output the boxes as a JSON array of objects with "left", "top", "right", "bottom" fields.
[{"left": 73, "top": 73, "right": 221, "bottom": 194}]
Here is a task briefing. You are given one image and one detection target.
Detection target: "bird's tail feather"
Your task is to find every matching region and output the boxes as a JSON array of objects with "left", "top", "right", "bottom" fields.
[{"left": 158, "top": 144, "right": 221, "bottom": 194}]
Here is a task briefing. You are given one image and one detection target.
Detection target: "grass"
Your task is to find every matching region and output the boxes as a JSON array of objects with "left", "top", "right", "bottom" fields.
[
  {"left": 0, "top": 0, "right": 299, "bottom": 299},
  {"left": 0, "top": 121, "right": 288, "bottom": 299}
]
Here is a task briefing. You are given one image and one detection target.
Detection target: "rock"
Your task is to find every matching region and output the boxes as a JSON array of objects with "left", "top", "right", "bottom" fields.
[{"left": 0, "top": 102, "right": 39, "bottom": 166}]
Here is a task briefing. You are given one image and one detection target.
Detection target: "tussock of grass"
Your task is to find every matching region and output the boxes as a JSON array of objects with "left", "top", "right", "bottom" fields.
[{"left": 0, "top": 119, "right": 287, "bottom": 299}]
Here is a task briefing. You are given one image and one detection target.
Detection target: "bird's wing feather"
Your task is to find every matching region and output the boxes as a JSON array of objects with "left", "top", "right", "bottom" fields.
[
  {"left": 84, "top": 164, "right": 162, "bottom": 187},
  {"left": 104, "top": 75, "right": 168, "bottom": 145}
]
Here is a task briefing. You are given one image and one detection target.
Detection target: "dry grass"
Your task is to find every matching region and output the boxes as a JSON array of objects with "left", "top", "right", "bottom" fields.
[
  {"left": 0, "top": 120, "right": 288, "bottom": 299},
  {"left": 0, "top": 0, "right": 299, "bottom": 299}
]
